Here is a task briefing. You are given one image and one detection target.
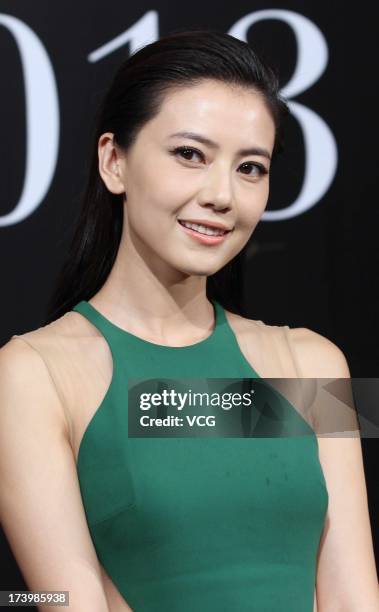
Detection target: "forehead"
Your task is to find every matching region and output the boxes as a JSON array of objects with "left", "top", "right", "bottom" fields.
[{"left": 143, "top": 79, "right": 275, "bottom": 148}]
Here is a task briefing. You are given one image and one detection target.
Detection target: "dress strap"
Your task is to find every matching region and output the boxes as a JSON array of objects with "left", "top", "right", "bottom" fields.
[
  {"left": 71, "top": 300, "right": 121, "bottom": 345},
  {"left": 282, "top": 325, "right": 303, "bottom": 378},
  {"left": 9, "top": 333, "right": 75, "bottom": 448},
  {"left": 281, "top": 325, "right": 317, "bottom": 430}
]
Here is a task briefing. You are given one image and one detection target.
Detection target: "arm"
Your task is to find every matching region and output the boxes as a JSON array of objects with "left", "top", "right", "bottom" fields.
[
  {"left": 291, "top": 327, "right": 379, "bottom": 611},
  {"left": 0, "top": 338, "right": 111, "bottom": 612}
]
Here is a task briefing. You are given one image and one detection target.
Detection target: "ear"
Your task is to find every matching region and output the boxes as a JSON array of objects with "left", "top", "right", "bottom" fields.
[{"left": 98, "top": 132, "right": 126, "bottom": 195}]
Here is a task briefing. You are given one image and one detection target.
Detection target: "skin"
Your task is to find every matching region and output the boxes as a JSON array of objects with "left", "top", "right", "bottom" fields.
[
  {"left": 0, "top": 78, "right": 378, "bottom": 612},
  {"left": 94, "top": 78, "right": 276, "bottom": 344}
]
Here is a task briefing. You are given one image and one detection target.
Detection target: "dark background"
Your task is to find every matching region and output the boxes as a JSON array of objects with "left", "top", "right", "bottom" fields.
[{"left": 0, "top": 0, "right": 378, "bottom": 605}]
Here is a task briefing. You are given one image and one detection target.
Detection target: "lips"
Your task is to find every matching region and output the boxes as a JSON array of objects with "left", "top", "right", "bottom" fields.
[
  {"left": 177, "top": 220, "right": 231, "bottom": 245},
  {"left": 178, "top": 221, "right": 227, "bottom": 236},
  {"left": 178, "top": 219, "right": 233, "bottom": 232}
]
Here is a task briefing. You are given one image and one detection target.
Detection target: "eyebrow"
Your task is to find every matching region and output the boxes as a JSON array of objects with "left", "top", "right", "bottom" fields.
[{"left": 168, "top": 131, "right": 272, "bottom": 161}]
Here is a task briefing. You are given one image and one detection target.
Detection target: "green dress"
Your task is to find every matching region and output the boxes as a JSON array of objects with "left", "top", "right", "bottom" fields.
[{"left": 72, "top": 298, "right": 328, "bottom": 611}]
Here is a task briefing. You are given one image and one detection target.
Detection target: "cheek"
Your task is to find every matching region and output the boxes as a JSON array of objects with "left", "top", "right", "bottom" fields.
[
  {"left": 160, "top": 173, "right": 196, "bottom": 205},
  {"left": 239, "top": 185, "right": 269, "bottom": 228},
  {"left": 142, "top": 154, "right": 193, "bottom": 195},
  {"left": 142, "top": 164, "right": 192, "bottom": 211},
  {"left": 126, "top": 190, "right": 178, "bottom": 239}
]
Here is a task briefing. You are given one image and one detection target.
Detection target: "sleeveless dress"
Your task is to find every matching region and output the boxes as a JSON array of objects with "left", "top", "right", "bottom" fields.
[{"left": 68, "top": 298, "right": 328, "bottom": 612}]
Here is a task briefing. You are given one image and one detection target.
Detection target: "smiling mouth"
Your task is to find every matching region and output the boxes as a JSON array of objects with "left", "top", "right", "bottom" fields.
[
  {"left": 177, "top": 220, "right": 233, "bottom": 246},
  {"left": 177, "top": 220, "right": 231, "bottom": 236}
]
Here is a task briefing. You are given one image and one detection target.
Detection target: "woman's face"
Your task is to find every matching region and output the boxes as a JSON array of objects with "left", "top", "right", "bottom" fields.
[{"left": 101, "top": 79, "right": 276, "bottom": 278}]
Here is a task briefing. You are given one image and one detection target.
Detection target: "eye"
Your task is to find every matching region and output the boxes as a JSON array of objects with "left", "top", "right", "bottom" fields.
[
  {"left": 171, "top": 146, "right": 204, "bottom": 162},
  {"left": 239, "top": 162, "right": 269, "bottom": 178}
]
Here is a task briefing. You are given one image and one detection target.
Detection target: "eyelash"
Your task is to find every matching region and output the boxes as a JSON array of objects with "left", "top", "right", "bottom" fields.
[{"left": 170, "top": 146, "right": 269, "bottom": 178}]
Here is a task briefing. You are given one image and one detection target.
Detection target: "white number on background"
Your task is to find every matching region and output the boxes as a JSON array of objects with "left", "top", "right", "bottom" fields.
[
  {"left": 230, "top": 9, "right": 337, "bottom": 220},
  {"left": 0, "top": 13, "right": 59, "bottom": 226}
]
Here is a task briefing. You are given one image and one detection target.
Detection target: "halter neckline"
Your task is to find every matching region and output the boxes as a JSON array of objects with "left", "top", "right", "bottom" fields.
[{"left": 72, "top": 299, "right": 225, "bottom": 351}]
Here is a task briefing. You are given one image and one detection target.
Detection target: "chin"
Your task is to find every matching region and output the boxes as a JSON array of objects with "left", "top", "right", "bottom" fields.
[
  {"left": 166, "top": 251, "right": 232, "bottom": 277},
  {"left": 178, "top": 263, "right": 227, "bottom": 277}
]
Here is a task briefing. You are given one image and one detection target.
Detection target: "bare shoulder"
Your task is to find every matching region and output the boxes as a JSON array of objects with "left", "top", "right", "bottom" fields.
[
  {"left": 224, "top": 308, "right": 351, "bottom": 379},
  {"left": 0, "top": 317, "right": 74, "bottom": 437},
  {"left": 0, "top": 310, "right": 98, "bottom": 435},
  {"left": 2, "top": 308, "right": 103, "bottom": 365},
  {"left": 287, "top": 326, "right": 351, "bottom": 378},
  {"left": 223, "top": 308, "right": 272, "bottom": 335}
]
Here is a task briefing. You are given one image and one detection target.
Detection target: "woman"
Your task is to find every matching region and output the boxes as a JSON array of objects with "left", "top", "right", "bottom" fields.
[{"left": 0, "top": 29, "right": 378, "bottom": 612}]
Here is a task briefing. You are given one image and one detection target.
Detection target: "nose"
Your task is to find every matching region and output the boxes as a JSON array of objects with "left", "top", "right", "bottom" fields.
[{"left": 198, "top": 163, "right": 233, "bottom": 211}]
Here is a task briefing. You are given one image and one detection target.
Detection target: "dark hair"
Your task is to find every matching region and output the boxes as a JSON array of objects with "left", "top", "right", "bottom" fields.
[{"left": 44, "top": 28, "right": 289, "bottom": 324}]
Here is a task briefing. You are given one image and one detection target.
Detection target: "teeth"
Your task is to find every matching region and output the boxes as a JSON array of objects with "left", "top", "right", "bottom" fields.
[{"left": 180, "top": 221, "right": 226, "bottom": 236}]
